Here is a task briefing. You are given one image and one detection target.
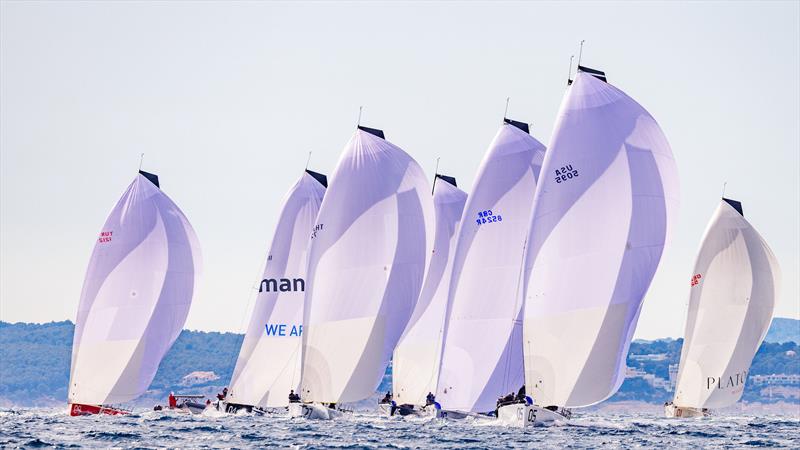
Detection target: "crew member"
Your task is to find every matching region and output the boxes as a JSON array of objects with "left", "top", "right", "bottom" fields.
[
  {"left": 380, "top": 391, "right": 392, "bottom": 404},
  {"left": 168, "top": 392, "right": 177, "bottom": 409},
  {"left": 425, "top": 392, "right": 435, "bottom": 406}
]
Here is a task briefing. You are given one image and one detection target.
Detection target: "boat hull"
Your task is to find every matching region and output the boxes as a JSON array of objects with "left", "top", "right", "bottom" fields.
[
  {"left": 69, "top": 403, "right": 129, "bottom": 417},
  {"left": 288, "top": 403, "right": 341, "bottom": 420},
  {"left": 381, "top": 402, "right": 440, "bottom": 418},
  {"left": 496, "top": 403, "right": 568, "bottom": 427},
  {"left": 664, "top": 403, "right": 709, "bottom": 418}
]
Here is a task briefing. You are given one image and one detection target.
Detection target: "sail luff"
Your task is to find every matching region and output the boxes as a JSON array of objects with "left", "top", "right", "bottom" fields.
[{"left": 227, "top": 171, "right": 326, "bottom": 408}]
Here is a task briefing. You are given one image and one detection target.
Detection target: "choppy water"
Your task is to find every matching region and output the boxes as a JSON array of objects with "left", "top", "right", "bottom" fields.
[{"left": 1, "top": 408, "right": 798, "bottom": 449}]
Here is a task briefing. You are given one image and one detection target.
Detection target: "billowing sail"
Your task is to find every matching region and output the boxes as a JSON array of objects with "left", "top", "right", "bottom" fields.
[
  {"left": 68, "top": 171, "right": 201, "bottom": 406},
  {"left": 300, "top": 126, "right": 434, "bottom": 404},
  {"left": 673, "top": 198, "right": 779, "bottom": 409},
  {"left": 522, "top": 70, "right": 679, "bottom": 408},
  {"left": 392, "top": 175, "right": 467, "bottom": 405},
  {"left": 436, "top": 120, "right": 546, "bottom": 413},
  {"left": 227, "top": 170, "right": 326, "bottom": 408}
]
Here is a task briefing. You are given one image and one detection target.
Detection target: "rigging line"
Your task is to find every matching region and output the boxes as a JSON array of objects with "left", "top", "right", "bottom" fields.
[
  {"left": 577, "top": 39, "right": 586, "bottom": 67},
  {"left": 305, "top": 151, "right": 313, "bottom": 171},
  {"left": 567, "top": 55, "right": 575, "bottom": 85},
  {"left": 722, "top": 181, "right": 728, "bottom": 198},
  {"left": 504, "top": 97, "right": 510, "bottom": 120},
  {"left": 138, "top": 153, "right": 144, "bottom": 171},
  {"left": 226, "top": 215, "right": 281, "bottom": 392},
  {"left": 431, "top": 157, "right": 441, "bottom": 195},
  {"left": 357, "top": 106, "right": 363, "bottom": 128},
  {"left": 503, "top": 237, "right": 529, "bottom": 392}
]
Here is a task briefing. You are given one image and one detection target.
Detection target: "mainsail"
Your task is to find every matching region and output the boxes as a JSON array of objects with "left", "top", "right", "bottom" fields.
[
  {"left": 673, "top": 198, "right": 780, "bottom": 409},
  {"left": 68, "top": 171, "right": 201, "bottom": 406},
  {"left": 392, "top": 174, "right": 467, "bottom": 406},
  {"left": 522, "top": 69, "right": 679, "bottom": 408},
  {"left": 300, "top": 126, "right": 434, "bottom": 404},
  {"left": 227, "top": 170, "right": 327, "bottom": 408},
  {"left": 436, "top": 119, "right": 546, "bottom": 413}
]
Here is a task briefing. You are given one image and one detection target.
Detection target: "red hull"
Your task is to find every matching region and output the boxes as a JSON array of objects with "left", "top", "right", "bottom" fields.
[{"left": 69, "top": 403, "right": 129, "bottom": 416}]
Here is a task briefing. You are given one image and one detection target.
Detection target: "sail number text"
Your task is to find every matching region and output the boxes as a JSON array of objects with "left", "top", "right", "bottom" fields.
[
  {"left": 554, "top": 164, "right": 579, "bottom": 184},
  {"left": 476, "top": 210, "right": 503, "bottom": 226}
]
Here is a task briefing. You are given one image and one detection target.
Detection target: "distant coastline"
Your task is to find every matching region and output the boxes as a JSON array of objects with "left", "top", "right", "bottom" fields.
[{"left": 1, "top": 319, "right": 798, "bottom": 408}]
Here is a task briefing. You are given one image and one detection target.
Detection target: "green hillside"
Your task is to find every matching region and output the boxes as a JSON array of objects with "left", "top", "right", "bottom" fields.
[{"left": 1, "top": 319, "right": 797, "bottom": 406}]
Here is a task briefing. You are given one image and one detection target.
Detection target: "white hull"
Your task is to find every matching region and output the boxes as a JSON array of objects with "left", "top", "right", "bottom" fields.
[
  {"left": 496, "top": 403, "right": 569, "bottom": 427},
  {"left": 288, "top": 403, "right": 341, "bottom": 420},
  {"left": 664, "top": 403, "right": 709, "bottom": 418}
]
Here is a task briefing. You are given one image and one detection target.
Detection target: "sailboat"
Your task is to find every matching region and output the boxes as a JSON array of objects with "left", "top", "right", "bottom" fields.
[
  {"left": 665, "top": 198, "right": 780, "bottom": 418},
  {"left": 291, "top": 124, "right": 434, "bottom": 419},
  {"left": 68, "top": 170, "right": 201, "bottom": 416},
  {"left": 224, "top": 169, "right": 327, "bottom": 414},
  {"left": 501, "top": 66, "right": 679, "bottom": 426},
  {"left": 435, "top": 117, "right": 546, "bottom": 418},
  {"left": 389, "top": 173, "right": 467, "bottom": 417}
]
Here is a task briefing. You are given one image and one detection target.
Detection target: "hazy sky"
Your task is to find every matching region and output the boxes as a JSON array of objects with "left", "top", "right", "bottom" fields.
[{"left": 1, "top": 1, "right": 798, "bottom": 340}]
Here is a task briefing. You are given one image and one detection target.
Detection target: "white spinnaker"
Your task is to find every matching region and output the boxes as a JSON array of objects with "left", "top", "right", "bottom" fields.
[
  {"left": 522, "top": 71, "right": 679, "bottom": 408},
  {"left": 228, "top": 171, "right": 326, "bottom": 408},
  {"left": 300, "top": 127, "right": 434, "bottom": 404},
  {"left": 69, "top": 172, "right": 201, "bottom": 406},
  {"left": 436, "top": 121, "right": 546, "bottom": 413},
  {"left": 392, "top": 176, "right": 467, "bottom": 406},
  {"left": 673, "top": 199, "right": 779, "bottom": 409}
]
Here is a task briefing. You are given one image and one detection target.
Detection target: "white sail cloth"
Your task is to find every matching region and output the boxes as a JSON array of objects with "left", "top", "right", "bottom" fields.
[
  {"left": 300, "top": 127, "right": 434, "bottom": 404},
  {"left": 68, "top": 172, "right": 201, "bottom": 406},
  {"left": 673, "top": 199, "right": 780, "bottom": 409},
  {"left": 392, "top": 176, "right": 467, "bottom": 406},
  {"left": 228, "top": 171, "right": 326, "bottom": 408},
  {"left": 436, "top": 122, "right": 546, "bottom": 413},
  {"left": 522, "top": 71, "right": 679, "bottom": 408}
]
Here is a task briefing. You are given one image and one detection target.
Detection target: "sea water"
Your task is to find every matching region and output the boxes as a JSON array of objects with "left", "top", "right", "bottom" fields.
[{"left": 0, "top": 408, "right": 798, "bottom": 448}]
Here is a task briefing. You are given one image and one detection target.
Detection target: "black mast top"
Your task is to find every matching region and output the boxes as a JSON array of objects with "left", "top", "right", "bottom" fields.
[
  {"left": 577, "top": 65, "right": 607, "bottom": 83},
  {"left": 139, "top": 170, "right": 160, "bottom": 188},
  {"left": 357, "top": 125, "right": 385, "bottom": 139},
  {"left": 723, "top": 197, "right": 744, "bottom": 216},
  {"left": 503, "top": 118, "right": 530, "bottom": 134},
  {"left": 305, "top": 169, "right": 328, "bottom": 188}
]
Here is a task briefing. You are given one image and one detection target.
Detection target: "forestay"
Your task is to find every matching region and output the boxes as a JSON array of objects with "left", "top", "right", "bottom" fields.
[
  {"left": 300, "top": 126, "right": 434, "bottom": 404},
  {"left": 673, "top": 198, "right": 780, "bottom": 409},
  {"left": 436, "top": 120, "right": 546, "bottom": 413},
  {"left": 228, "top": 170, "right": 326, "bottom": 408},
  {"left": 393, "top": 175, "right": 467, "bottom": 406},
  {"left": 69, "top": 171, "right": 201, "bottom": 406},
  {"left": 522, "top": 70, "right": 679, "bottom": 408}
]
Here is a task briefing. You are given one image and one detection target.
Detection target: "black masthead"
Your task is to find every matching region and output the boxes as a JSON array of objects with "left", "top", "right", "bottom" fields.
[
  {"left": 503, "top": 118, "right": 530, "bottom": 134},
  {"left": 723, "top": 197, "right": 744, "bottom": 216},
  {"left": 435, "top": 173, "right": 457, "bottom": 187},
  {"left": 577, "top": 65, "right": 607, "bottom": 83},
  {"left": 139, "top": 170, "right": 160, "bottom": 188},
  {"left": 357, "top": 125, "right": 385, "bottom": 139},
  {"left": 305, "top": 169, "right": 328, "bottom": 188}
]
